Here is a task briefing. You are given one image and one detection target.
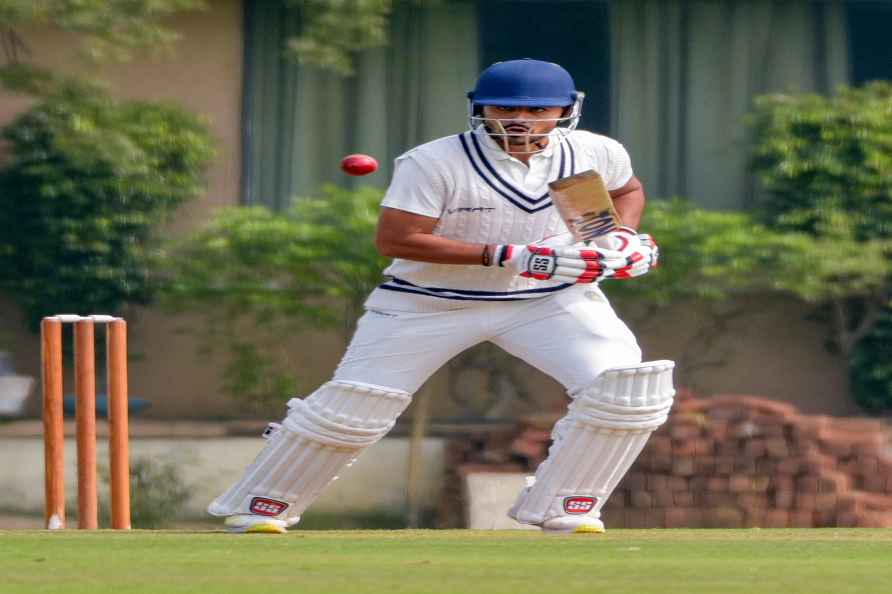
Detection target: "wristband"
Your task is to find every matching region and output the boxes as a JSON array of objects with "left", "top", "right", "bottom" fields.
[{"left": 481, "top": 244, "right": 492, "bottom": 267}]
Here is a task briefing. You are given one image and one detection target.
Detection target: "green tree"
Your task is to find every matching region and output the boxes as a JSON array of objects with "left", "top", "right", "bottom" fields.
[
  {"left": 749, "top": 82, "right": 892, "bottom": 411},
  {"left": 0, "top": 1, "right": 206, "bottom": 68},
  {"left": 0, "top": 75, "right": 215, "bottom": 329},
  {"left": 160, "top": 185, "right": 387, "bottom": 409}
]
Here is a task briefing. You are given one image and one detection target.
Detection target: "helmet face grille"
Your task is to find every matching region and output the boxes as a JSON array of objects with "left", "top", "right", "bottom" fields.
[{"left": 466, "top": 91, "right": 586, "bottom": 155}]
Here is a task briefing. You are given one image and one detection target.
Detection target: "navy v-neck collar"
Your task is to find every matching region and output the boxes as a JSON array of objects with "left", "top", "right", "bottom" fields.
[{"left": 458, "top": 131, "right": 577, "bottom": 214}]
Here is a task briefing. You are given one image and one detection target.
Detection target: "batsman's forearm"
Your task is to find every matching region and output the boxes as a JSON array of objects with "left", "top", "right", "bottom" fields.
[
  {"left": 613, "top": 188, "right": 645, "bottom": 229},
  {"left": 376, "top": 233, "right": 487, "bottom": 265}
]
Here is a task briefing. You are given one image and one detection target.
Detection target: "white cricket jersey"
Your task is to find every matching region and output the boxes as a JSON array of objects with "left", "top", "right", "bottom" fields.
[{"left": 367, "top": 128, "right": 634, "bottom": 310}]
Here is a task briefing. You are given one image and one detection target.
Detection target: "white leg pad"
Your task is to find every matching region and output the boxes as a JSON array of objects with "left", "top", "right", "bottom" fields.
[
  {"left": 208, "top": 380, "right": 411, "bottom": 522},
  {"left": 510, "top": 361, "right": 675, "bottom": 526}
]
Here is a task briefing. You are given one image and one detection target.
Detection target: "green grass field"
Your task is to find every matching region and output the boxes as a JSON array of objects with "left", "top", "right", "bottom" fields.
[{"left": 2, "top": 529, "right": 891, "bottom": 594}]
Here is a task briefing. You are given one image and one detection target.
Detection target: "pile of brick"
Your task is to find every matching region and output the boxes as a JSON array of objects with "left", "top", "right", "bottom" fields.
[{"left": 443, "top": 391, "right": 892, "bottom": 528}]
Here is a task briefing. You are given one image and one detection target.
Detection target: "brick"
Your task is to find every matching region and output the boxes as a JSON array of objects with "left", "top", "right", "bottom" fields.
[
  {"left": 673, "top": 491, "right": 695, "bottom": 507},
  {"left": 762, "top": 509, "right": 790, "bottom": 528},
  {"left": 789, "top": 510, "right": 815, "bottom": 528},
  {"left": 734, "top": 458, "right": 758, "bottom": 474},
  {"left": 674, "top": 438, "right": 707, "bottom": 457},
  {"left": 633, "top": 453, "right": 655, "bottom": 473},
  {"left": 647, "top": 474, "right": 669, "bottom": 492},
  {"left": 796, "top": 476, "right": 820, "bottom": 494},
  {"left": 764, "top": 438, "right": 790, "bottom": 458},
  {"left": 695, "top": 456, "right": 717, "bottom": 474},
  {"left": 648, "top": 435, "right": 673, "bottom": 457},
  {"left": 756, "top": 459, "right": 780, "bottom": 475},
  {"left": 688, "top": 476, "right": 707, "bottom": 493},
  {"left": 604, "top": 490, "right": 627, "bottom": 509},
  {"left": 715, "top": 457, "right": 736, "bottom": 475},
  {"left": 648, "top": 508, "right": 667, "bottom": 528},
  {"left": 743, "top": 509, "right": 765, "bottom": 528},
  {"left": 751, "top": 476, "right": 771, "bottom": 493},
  {"left": 796, "top": 493, "right": 817, "bottom": 510},
  {"left": 706, "top": 477, "right": 729, "bottom": 492},
  {"left": 650, "top": 455, "right": 673, "bottom": 473},
  {"left": 771, "top": 475, "right": 795, "bottom": 492},
  {"left": 703, "top": 492, "right": 737, "bottom": 507},
  {"left": 862, "top": 474, "right": 887, "bottom": 493},
  {"left": 669, "top": 477, "right": 689, "bottom": 492},
  {"left": 601, "top": 507, "right": 625, "bottom": 528},
  {"left": 630, "top": 491, "right": 654, "bottom": 509},
  {"left": 621, "top": 472, "right": 647, "bottom": 490},
  {"left": 703, "top": 507, "right": 744, "bottom": 528},
  {"left": 672, "top": 458, "right": 696, "bottom": 476},
  {"left": 815, "top": 493, "right": 838, "bottom": 511},
  {"left": 708, "top": 421, "right": 730, "bottom": 442},
  {"left": 624, "top": 509, "right": 650, "bottom": 529},
  {"left": 653, "top": 490, "right": 675, "bottom": 508},
  {"left": 814, "top": 509, "right": 837, "bottom": 527},
  {"left": 716, "top": 441, "right": 741, "bottom": 457},
  {"left": 737, "top": 493, "right": 769, "bottom": 509},
  {"left": 729, "top": 475, "right": 753, "bottom": 493},
  {"left": 818, "top": 472, "right": 849, "bottom": 493},
  {"left": 836, "top": 511, "right": 859, "bottom": 527},
  {"left": 819, "top": 436, "right": 852, "bottom": 458},
  {"left": 773, "top": 490, "right": 795, "bottom": 509},
  {"left": 665, "top": 507, "right": 702, "bottom": 528},
  {"left": 670, "top": 424, "right": 702, "bottom": 440},
  {"left": 744, "top": 439, "right": 767, "bottom": 458},
  {"left": 858, "top": 455, "right": 880, "bottom": 476},
  {"left": 776, "top": 457, "right": 802, "bottom": 475}
]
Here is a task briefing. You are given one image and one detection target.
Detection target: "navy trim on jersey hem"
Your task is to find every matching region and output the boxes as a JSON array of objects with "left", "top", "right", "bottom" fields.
[
  {"left": 378, "top": 277, "right": 573, "bottom": 300},
  {"left": 389, "top": 277, "right": 572, "bottom": 296},
  {"left": 378, "top": 285, "right": 538, "bottom": 301},
  {"left": 457, "top": 134, "right": 554, "bottom": 214}
]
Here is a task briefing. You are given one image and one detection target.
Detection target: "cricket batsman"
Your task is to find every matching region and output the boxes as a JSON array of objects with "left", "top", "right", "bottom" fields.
[{"left": 209, "top": 59, "right": 675, "bottom": 534}]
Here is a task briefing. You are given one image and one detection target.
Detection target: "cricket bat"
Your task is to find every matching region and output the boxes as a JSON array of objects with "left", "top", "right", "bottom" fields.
[{"left": 548, "top": 170, "right": 621, "bottom": 243}]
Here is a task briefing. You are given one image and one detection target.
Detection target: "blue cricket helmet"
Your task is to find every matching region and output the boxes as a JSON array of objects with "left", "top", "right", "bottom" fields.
[{"left": 467, "top": 59, "right": 578, "bottom": 107}]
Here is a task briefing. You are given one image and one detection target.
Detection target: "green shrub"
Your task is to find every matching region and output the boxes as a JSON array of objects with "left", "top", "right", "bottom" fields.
[
  {"left": 0, "top": 78, "right": 215, "bottom": 329},
  {"left": 161, "top": 185, "right": 387, "bottom": 409},
  {"left": 750, "top": 81, "right": 892, "bottom": 238},
  {"left": 110, "top": 457, "right": 192, "bottom": 529},
  {"left": 849, "top": 305, "right": 892, "bottom": 414},
  {"left": 749, "top": 82, "right": 892, "bottom": 412}
]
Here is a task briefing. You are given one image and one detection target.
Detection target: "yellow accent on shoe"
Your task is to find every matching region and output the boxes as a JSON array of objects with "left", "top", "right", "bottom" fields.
[
  {"left": 572, "top": 524, "right": 606, "bottom": 534},
  {"left": 245, "top": 522, "right": 287, "bottom": 534}
]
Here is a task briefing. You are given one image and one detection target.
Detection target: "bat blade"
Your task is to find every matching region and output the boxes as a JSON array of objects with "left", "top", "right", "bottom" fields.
[{"left": 548, "top": 170, "right": 621, "bottom": 243}]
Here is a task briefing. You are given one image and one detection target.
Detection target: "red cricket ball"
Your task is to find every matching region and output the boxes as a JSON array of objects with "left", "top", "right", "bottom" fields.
[{"left": 340, "top": 154, "right": 378, "bottom": 176}]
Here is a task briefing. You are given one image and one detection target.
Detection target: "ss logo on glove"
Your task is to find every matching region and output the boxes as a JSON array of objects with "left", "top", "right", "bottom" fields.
[{"left": 529, "top": 254, "right": 557, "bottom": 276}]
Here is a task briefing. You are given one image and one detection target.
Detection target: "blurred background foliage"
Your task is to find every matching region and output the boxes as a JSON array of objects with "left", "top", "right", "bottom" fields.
[
  {"left": 159, "top": 185, "right": 387, "bottom": 410},
  {"left": 749, "top": 81, "right": 892, "bottom": 412},
  {"left": 0, "top": 1, "right": 889, "bottom": 414},
  {"left": 0, "top": 74, "right": 215, "bottom": 330}
]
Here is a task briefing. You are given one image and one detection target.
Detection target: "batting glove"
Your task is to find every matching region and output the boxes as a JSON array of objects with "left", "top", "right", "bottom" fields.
[
  {"left": 586, "top": 226, "right": 659, "bottom": 279},
  {"left": 490, "top": 240, "right": 612, "bottom": 284}
]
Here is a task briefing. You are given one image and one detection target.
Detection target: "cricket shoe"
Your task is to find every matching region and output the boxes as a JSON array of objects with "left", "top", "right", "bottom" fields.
[
  {"left": 223, "top": 514, "right": 290, "bottom": 534},
  {"left": 540, "top": 515, "right": 606, "bottom": 534},
  {"left": 508, "top": 476, "right": 606, "bottom": 534}
]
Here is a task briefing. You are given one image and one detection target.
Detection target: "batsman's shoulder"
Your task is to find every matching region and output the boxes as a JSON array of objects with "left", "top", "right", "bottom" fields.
[
  {"left": 569, "top": 129, "right": 626, "bottom": 151},
  {"left": 397, "top": 134, "right": 466, "bottom": 165}
]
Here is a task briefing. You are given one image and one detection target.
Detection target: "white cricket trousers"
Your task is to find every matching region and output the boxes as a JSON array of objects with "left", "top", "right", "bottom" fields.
[{"left": 334, "top": 284, "right": 642, "bottom": 394}]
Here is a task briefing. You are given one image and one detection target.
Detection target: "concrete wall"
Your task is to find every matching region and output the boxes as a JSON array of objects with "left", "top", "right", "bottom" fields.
[
  {"left": 0, "top": 436, "right": 445, "bottom": 519},
  {"left": 0, "top": 2, "right": 857, "bottom": 420}
]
